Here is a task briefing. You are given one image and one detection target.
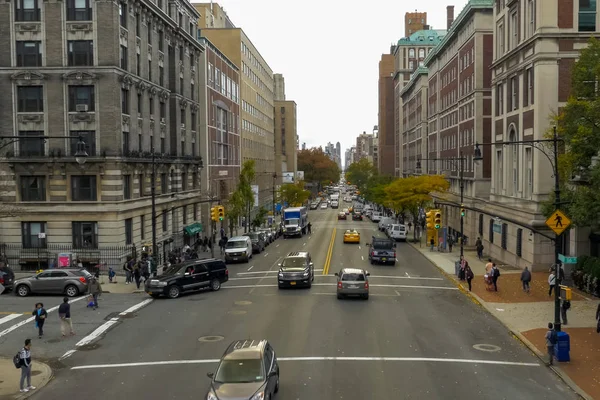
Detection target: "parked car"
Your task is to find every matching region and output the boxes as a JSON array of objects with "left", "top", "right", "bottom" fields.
[
  {"left": 224, "top": 236, "right": 253, "bottom": 263},
  {"left": 206, "top": 340, "right": 279, "bottom": 400},
  {"left": 335, "top": 268, "right": 370, "bottom": 300},
  {"left": 14, "top": 268, "right": 91, "bottom": 297},
  {"left": 145, "top": 258, "right": 228, "bottom": 299},
  {"left": 243, "top": 232, "right": 266, "bottom": 253},
  {"left": 258, "top": 229, "right": 274, "bottom": 244},
  {"left": 277, "top": 251, "right": 314, "bottom": 288},
  {"left": 0, "top": 263, "right": 15, "bottom": 294}
]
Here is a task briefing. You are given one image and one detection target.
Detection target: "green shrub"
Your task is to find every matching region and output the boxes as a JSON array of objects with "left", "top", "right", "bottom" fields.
[{"left": 576, "top": 255, "right": 589, "bottom": 271}]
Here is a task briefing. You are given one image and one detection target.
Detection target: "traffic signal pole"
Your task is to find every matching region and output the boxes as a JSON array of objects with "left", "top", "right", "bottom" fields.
[{"left": 208, "top": 202, "right": 215, "bottom": 258}]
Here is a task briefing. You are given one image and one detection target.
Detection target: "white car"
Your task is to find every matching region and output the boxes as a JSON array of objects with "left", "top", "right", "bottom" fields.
[{"left": 320, "top": 203, "right": 328, "bottom": 209}]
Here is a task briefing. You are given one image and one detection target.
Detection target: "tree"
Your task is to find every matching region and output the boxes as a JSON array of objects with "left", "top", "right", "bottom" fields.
[
  {"left": 279, "top": 182, "right": 311, "bottom": 207},
  {"left": 236, "top": 160, "right": 256, "bottom": 233},
  {"left": 251, "top": 207, "right": 268, "bottom": 229},
  {"left": 297, "top": 148, "right": 340, "bottom": 186},
  {"left": 364, "top": 174, "right": 394, "bottom": 204},
  {"left": 548, "top": 37, "right": 600, "bottom": 227},
  {"left": 345, "top": 158, "right": 378, "bottom": 194},
  {"left": 225, "top": 189, "right": 244, "bottom": 237}
]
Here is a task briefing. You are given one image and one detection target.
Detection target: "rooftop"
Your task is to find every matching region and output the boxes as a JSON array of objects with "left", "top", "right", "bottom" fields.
[{"left": 397, "top": 29, "right": 447, "bottom": 46}]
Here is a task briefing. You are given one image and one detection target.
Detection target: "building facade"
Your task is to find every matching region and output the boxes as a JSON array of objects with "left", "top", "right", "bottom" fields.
[
  {"left": 274, "top": 100, "right": 298, "bottom": 183},
  {"left": 198, "top": 37, "right": 241, "bottom": 225},
  {"left": 197, "top": 3, "right": 276, "bottom": 212},
  {"left": 400, "top": 68, "right": 428, "bottom": 177},
  {"left": 0, "top": 0, "right": 205, "bottom": 269},
  {"left": 405, "top": 11, "right": 428, "bottom": 37},
  {"left": 378, "top": 53, "right": 395, "bottom": 176}
]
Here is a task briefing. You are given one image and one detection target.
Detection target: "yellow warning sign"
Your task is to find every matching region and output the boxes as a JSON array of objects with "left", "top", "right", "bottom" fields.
[{"left": 545, "top": 209, "right": 571, "bottom": 236}]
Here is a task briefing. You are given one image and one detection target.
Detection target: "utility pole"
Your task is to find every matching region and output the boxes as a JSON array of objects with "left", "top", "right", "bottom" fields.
[
  {"left": 552, "top": 126, "right": 562, "bottom": 332},
  {"left": 208, "top": 196, "right": 215, "bottom": 258}
]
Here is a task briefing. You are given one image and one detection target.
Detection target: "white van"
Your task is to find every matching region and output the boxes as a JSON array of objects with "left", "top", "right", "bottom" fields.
[
  {"left": 388, "top": 224, "right": 408, "bottom": 241},
  {"left": 371, "top": 212, "right": 383, "bottom": 222},
  {"left": 224, "top": 236, "right": 253, "bottom": 263}
]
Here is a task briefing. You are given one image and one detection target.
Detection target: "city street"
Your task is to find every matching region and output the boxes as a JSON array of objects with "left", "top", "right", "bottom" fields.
[{"left": 16, "top": 206, "right": 577, "bottom": 399}]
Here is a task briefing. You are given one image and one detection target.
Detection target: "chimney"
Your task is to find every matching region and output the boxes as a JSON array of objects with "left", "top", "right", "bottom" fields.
[{"left": 447, "top": 5, "right": 454, "bottom": 30}]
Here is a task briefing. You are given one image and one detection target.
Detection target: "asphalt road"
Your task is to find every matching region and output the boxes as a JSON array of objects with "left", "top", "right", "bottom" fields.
[{"left": 30, "top": 204, "right": 578, "bottom": 399}]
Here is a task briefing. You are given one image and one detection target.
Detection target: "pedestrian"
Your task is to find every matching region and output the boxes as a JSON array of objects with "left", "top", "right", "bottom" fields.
[
  {"left": 447, "top": 236, "right": 454, "bottom": 252},
  {"left": 430, "top": 237, "right": 435, "bottom": 251},
  {"left": 132, "top": 261, "right": 141, "bottom": 289},
  {"left": 124, "top": 258, "right": 133, "bottom": 285},
  {"left": 458, "top": 255, "right": 466, "bottom": 281},
  {"left": 18, "top": 338, "right": 36, "bottom": 393},
  {"left": 31, "top": 303, "right": 47, "bottom": 339},
  {"left": 465, "top": 263, "right": 474, "bottom": 291},
  {"left": 491, "top": 263, "right": 500, "bottom": 291},
  {"left": 89, "top": 276, "right": 102, "bottom": 310},
  {"left": 58, "top": 297, "right": 75, "bottom": 337},
  {"left": 108, "top": 266, "right": 116, "bottom": 283},
  {"left": 545, "top": 323, "right": 557, "bottom": 365},
  {"left": 475, "top": 237, "right": 484, "bottom": 259},
  {"left": 307, "top": 222, "right": 312, "bottom": 234},
  {"left": 561, "top": 299, "right": 570, "bottom": 325},
  {"left": 520, "top": 266, "right": 532, "bottom": 293},
  {"left": 548, "top": 272, "right": 556, "bottom": 297}
]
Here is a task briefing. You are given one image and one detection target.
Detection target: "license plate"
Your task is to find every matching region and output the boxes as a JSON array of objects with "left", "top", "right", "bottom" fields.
[
  {"left": 382, "top": 258, "right": 387, "bottom": 261},
  {"left": 233, "top": 258, "right": 238, "bottom": 261},
  {"left": 349, "top": 285, "right": 358, "bottom": 289},
  {"left": 147, "top": 292, "right": 152, "bottom": 295},
  {"left": 290, "top": 282, "right": 296, "bottom": 285}
]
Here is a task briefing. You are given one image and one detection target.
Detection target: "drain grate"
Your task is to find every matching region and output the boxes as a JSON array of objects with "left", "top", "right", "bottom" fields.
[{"left": 198, "top": 335, "right": 225, "bottom": 343}]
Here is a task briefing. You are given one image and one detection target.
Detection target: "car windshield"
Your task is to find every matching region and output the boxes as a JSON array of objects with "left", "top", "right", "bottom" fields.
[
  {"left": 281, "top": 257, "right": 306, "bottom": 269},
  {"left": 226, "top": 241, "right": 247, "bottom": 249},
  {"left": 284, "top": 218, "right": 300, "bottom": 225},
  {"left": 345, "top": 230, "right": 357, "bottom": 234},
  {"left": 372, "top": 240, "right": 394, "bottom": 250},
  {"left": 342, "top": 273, "right": 365, "bottom": 281},
  {"left": 162, "top": 264, "right": 185, "bottom": 275},
  {"left": 214, "top": 359, "right": 264, "bottom": 383},
  {"left": 246, "top": 233, "right": 258, "bottom": 240}
]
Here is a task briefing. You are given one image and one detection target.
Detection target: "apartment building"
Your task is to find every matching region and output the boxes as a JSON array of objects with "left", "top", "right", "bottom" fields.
[
  {"left": 486, "top": 0, "right": 600, "bottom": 268},
  {"left": 355, "top": 132, "right": 375, "bottom": 163},
  {"left": 273, "top": 74, "right": 298, "bottom": 182},
  {"left": 418, "top": 0, "right": 494, "bottom": 246},
  {"left": 393, "top": 28, "right": 447, "bottom": 176},
  {"left": 0, "top": 0, "right": 204, "bottom": 268},
  {"left": 400, "top": 67, "right": 428, "bottom": 176},
  {"left": 197, "top": 36, "right": 241, "bottom": 224},
  {"left": 378, "top": 53, "right": 395, "bottom": 176},
  {"left": 195, "top": 3, "right": 276, "bottom": 211}
]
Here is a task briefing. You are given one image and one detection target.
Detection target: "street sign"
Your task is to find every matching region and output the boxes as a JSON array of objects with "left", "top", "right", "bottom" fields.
[
  {"left": 545, "top": 209, "right": 571, "bottom": 236},
  {"left": 558, "top": 254, "right": 578, "bottom": 264}
]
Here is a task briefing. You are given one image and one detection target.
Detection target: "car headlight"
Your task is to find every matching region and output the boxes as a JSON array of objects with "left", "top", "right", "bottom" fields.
[
  {"left": 250, "top": 392, "right": 265, "bottom": 400},
  {"left": 157, "top": 281, "right": 168, "bottom": 287},
  {"left": 207, "top": 390, "right": 218, "bottom": 400},
  {"left": 303, "top": 272, "right": 309, "bottom": 277},
  {"left": 278, "top": 272, "right": 283, "bottom": 278}
]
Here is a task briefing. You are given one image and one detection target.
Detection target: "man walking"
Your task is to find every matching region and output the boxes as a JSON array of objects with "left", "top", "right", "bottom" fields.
[
  {"left": 58, "top": 297, "right": 75, "bottom": 337},
  {"left": 89, "top": 277, "right": 102, "bottom": 310},
  {"left": 545, "top": 323, "right": 557, "bottom": 365},
  {"left": 18, "top": 338, "right": 36, "bottom": 393},
  {"left": 520, "top": 266, "right": 532, "bottom": 293},
  {"left": 447, "top": 236, "right": 454, "bottom": 252},
  {"left": 548, "top": 271, "right": 556, "bottom": 297},
  {"left": 475, "top": 237, "right": 484, "bottom": 259},
  {"left": 561, "top": 299, "right": 570, "bottom": 325},
  {"left": 491, "top": 263, "right": 500, "bottom": 291}
]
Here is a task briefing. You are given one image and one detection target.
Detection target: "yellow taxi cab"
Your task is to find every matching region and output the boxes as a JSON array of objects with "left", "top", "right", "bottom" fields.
[
  {"left": 343, "top": 229, "right": 360, "bottom": 244},
  {"left": 348, "top": 206, "right": 354, "bottom": 213}
]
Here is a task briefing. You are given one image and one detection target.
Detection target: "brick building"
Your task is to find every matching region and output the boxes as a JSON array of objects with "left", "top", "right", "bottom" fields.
[{"left": 377, "top": 53, "right": 395, "bottom": 176}]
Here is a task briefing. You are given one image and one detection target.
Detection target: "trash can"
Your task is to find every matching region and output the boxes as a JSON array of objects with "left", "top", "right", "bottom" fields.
[
  {"left": 455, "top": 261, "right": 460, "bottom": 277},
  {"left": 554, "top": 331, "right": 570, "bottom": 362}
]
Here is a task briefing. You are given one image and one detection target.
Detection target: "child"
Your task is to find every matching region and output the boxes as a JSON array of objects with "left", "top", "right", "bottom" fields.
[{"left": 108, "top": 267, "right": 116, "bottom": 283}]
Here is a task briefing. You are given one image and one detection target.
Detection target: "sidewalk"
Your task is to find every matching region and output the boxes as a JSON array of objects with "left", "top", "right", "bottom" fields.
[
  {"left": 412, "top": 242, "right": 600, "bottom": 400},
  {"left": 0, "top": 358, "right": 52, "bottom": 399}
]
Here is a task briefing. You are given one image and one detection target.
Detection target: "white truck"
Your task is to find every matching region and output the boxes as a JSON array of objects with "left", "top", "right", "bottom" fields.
[{"left": 283, "top": 206, "right": 308, "bottom": 238}]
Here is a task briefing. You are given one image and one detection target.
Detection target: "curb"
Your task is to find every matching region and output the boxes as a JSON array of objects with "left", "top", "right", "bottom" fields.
[
  {"left": 14, "top": 360, "right": 53, "bottom": 400},
  {"left": 409, "top": 242, "right": 591, "bottom": 400},
  {"left": 100, "top": 289, "right": 144, "bottom": 294}
]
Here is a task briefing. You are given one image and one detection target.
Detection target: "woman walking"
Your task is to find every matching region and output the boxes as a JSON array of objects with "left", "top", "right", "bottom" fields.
[
  {"left": 465, "top": 263, "right": 474, "bottom": 292},
  {"left": 32, "top": 303, "right": 47, "bottom": 339}
]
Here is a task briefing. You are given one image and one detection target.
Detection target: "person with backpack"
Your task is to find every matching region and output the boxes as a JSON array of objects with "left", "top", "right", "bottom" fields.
[
  {"left": 491, "top": 263, "right": 500, "bottom": 291},
  {"left": 545, "top": 323, "right": 557, "bottom": 365},
  {"left": 464, "top": 263, "right": 474, "bottom": 291},
  {"left": 15, "top": 338, "right": 36, "bottom": 393},
  {"left": 561, "top": 299, "right": 571, "bottom": 325}
]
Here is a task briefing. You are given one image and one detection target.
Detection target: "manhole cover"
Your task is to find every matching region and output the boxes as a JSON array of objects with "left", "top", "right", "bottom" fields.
[
  {"left": 228, "top": 310, "right": 247, "bottom": 315},
  {"left": 198, "top": 335, "right": 225, "bottom": 343},
  {"left": 31, "top": 370, "right": 41, "bottom": 376},
  {"left": 46, "top": 338, "right": 61, "bottom": 344},
  {"left": 235, "top": 300, "right": 252, "bottom": 306},
  {"left": 473, "top": 344, "right": 501, "bottom": 352}
]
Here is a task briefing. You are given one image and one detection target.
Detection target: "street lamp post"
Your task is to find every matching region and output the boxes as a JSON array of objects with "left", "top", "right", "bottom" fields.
[
  {"left": 473, "top": 126, "right": 564, "bottom": 332},
  {"left": 417, "top": 151, "right": 466, "bottom": 257}
]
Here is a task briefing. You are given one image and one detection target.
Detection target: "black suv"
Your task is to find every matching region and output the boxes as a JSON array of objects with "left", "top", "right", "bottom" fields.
[
  {"left": 277, "top": 251, "right": 314, "bottom": 288},
  {"left": 206, "top": 339, "right": 279, "bottom": 400},
  {"left": 145, "top": 258, "right": 228, "bottom": 299}
]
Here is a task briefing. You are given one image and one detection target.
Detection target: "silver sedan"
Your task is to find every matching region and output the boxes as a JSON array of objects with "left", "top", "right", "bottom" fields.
[{"left": 335, "top": 268, "right": 370, "bottom": 300}]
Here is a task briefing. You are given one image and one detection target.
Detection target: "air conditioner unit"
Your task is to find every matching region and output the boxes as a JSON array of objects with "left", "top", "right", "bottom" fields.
[{"left": 75, "top": 104, "right": 88, "bottom": 112}]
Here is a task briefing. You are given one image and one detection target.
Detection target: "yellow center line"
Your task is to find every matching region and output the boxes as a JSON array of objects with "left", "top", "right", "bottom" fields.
[{"left": 323, "top": 227, "right": 337, "bottom": 275}]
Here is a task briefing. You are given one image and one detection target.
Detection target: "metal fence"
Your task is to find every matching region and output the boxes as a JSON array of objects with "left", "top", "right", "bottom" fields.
[{"left": 0, "top": 243, "right": 137, "bottom": 273}]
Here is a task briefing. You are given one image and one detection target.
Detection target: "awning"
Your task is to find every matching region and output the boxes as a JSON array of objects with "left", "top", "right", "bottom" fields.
[{"left": 184, "top": 222, "right": 203, "bottom": 236}]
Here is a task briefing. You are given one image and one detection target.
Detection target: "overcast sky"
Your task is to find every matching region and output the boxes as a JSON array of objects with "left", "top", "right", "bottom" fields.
[{"left": 202, "top": 0, "right": 467, "bottom": 156}]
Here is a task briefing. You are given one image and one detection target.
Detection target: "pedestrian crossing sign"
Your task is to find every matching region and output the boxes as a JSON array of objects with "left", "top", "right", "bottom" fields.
[{"left": 545, "top": 209, "right": 571, "bottom": 236}]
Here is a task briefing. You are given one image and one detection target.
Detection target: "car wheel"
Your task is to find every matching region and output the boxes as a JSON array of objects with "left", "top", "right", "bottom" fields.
[
  {"left": 307, "top": 281, "right": 312, "bottom": 289},
  {"left": 363, "top": 294, "right": 369, "bottom": 300},
  {"left": 210, "top": 279, "right": 221, "bottom": 291},
  {"left": 167, "top": 285, "right": 181, "bottom": 299},
  {"left": 16, "top": 284, "right": 30, "bottom": 297},
  {"left": 370, "top": 259, "right": 374, "bottom": 265},
  {"left": 65, "top": 284, "right": 79, "bottom": 297}
]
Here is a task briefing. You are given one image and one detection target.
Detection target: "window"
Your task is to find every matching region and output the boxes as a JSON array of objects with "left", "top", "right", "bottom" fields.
[
  {"left": 120, "top": 45, "right": 127, "bottom": 69},
  {"left": 509, "top": 131, "right": 519, "bottom": 196},
  {"left": 495, "top": 84, "right": 503, "bottom": 115},
  {"left": 123, "top": 174, "right": 131, "bottom": 200},
  {"left": 181, "top": 172, "right": 187, "bottom": 191},
  {"left": 138, "top": 173, "right": 145, "bottom": 196},
  {"left": 136, "top": 54, "right": 140, "bottom": 75},
  {"left": 161, "top": 173, "right": 167, "bottom": 193},
  {"left": 159, "top": 66, "right": 164, "bottom": 86},
  {"left": 121, "top": 88, "right": 129, "bottom": 114},
  {"left": 22, "top": 222, "right": 46, "bottom": 248},
  {"left": 579, "top": 0, "right": 597, "bottom": 31},
  {"left": 68, "top": 40, "right": 93, "bottom": 66},
  {"left": 140, "top": 215, "right": 145, "bottom": 240},
  {"left": 138, "top": 133, "right": 142, "bottom": 152},
  {"left": 501, "top": 223, "right": 508, "bottom": 249},
  {"left": 125, "top": 218, "right": 133, "bottom": 245},
  {"left": 182, "top": 205, "right": 187, "bottom": 224},
  {"left": 526, "top": 0, "right": 535, "bottom": 37},
  {"left": 180, "top": 77, "right": 184, "bottom": 95},
  {"left": 516, "top": 228, "right": 523, "bottom": 257},
  {"left": 16, "top": 41, "right": 42, "bottom": 67},
  {"left": 527, "top": 68, "right": 534, "bottom": 105},
  {"left": 149, "top": 97, "right": 154, "bottom": 116},
  {"left": 489, "top": 219, "right": 494, "bottom": 244},
  {"left": 70, "top": 131, "right": 96, "bottom": 156},
  {"left": 158, "top": 31, "right": 164, "bottom": 52},
  {"left": 497, "top": 23, "right": 504, "bottom": 56},
  {"left": 17, "top": 86, "right": 43, "bottom": 112},
  {"left": 119, "top": 2, "right": 127, "bottom": 27},
  {"left": 135, "top": 13, "right": 140, "bottom": 36},
  {"left": 147, "top": 22, "right": 152, "bottom": 44},
  {"left": 162, "top": 210, "right": 168, "bottom": 232},
  {"left": 192, "top": 172, "right": 197, "bottom": 189},
  {"left": 191, "top": 83, "right": 195, "bottom": 100},
  {"left": 66, "top": 0, "right": 91, "bottom": 21},
  {"left": 20, "top": 176, "right": 46, "bottom": 201},
  {"left": 408, "top": 48, "right": 415, "bottom": 58},
  {"left": 72, "top": 222, "right": 98, "bottom": 248},
  {"left": 510, "top": 76, "right": 518, "bottom": 110},
  {"left": 15, "top": 0, "right": 40, "bottom": 21},
  {"left": 191, "top": 112, "right": 197, "bottom": 131},
  {"left": 160, "top": 101, "right": 166, "bottom": 119},
  {"left": 68, "top": 85, "right": 95, "bottom": 111},
  {"left": 122, "top": 131, "right": 130, "bottom": 154},
  {"left": 18, "top": 131, "right": 44, "bottom": 156},
  {"left": 160, "top": 137, "right": 165, "bottom": 153},
  {"left": 525, "top": 147, "right": 533, "bottom": 198},
  {"left": 71, "top": 175, "right": 97, "bottom": 201},
  {"left": 418, "top": 49, "right": 425, "bottom": 58},
  {"left": 509, "top": 10, "right": 518, "bottom": 49},
  {"left": 148, "top": 59, "right": 152, "bottom": 81},
  {"left": 478, "top": 214, "right": 483, "bottom": 236}
]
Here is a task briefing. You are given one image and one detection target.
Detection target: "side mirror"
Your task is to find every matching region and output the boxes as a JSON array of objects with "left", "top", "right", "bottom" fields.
[
  {"left": 309, "top": 262, "right": 314, "bottom": 266},
  {"left": 366, "top": 272, "right": 371, "bottom": 276},
  {"left": 277, "top": 263, "right": 282, "bottom": 266},
  {"left": 207, "top": 372, "right": 214, "bottom": 379}
]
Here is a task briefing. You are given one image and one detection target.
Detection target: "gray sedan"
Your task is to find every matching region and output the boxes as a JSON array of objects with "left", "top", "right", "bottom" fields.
[
  {"left": 14, "top": 268, "right": 91, "bottom": 297},
  {"left": 335, "top": 268, "right": 370, "bottom": 300}
]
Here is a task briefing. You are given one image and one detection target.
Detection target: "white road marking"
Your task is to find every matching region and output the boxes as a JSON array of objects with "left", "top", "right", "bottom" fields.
[
  {"left": 276, "top": 244, "right": 280, "bottom": 248},
  {"left": 224, "top": 284, "right": 457, "bottom": 290},
  {"left": 249, "top": 256, "right": 282, "bottom": 294},
  {"left": 76, "top": 318, "right": 120, "bottom": 347},
  {"left": 247, "top": 266, "right": 254, "bottom": 271},
  {"left": 358, "top": 246, "right": 361, "bottom": 250},
  {"left": 0, "top": 296, "right": 87, "bottom": 339},
  {"left": 264, "top": 253, "right": 269, "bottom": 257},
  {"left": 405, "top": 272, "right": 410, "bottom": 278},
  {"left": 303, "top": 243, "right": 306, "bottom": 246},
  {"left": 119, "top": 299, "right": 154, "bottom": 316},
  {"left": 70, "top": 356, "right": 539, "bottom": 370},
  {"left": 0, "top": 314, "right": 22, "bottom": 326},
  {"left": 232, "top": 274, "right": 442, "bottom": 281},
  {"left": 59, "top": 350, "right": 77, "bottom": 360}
]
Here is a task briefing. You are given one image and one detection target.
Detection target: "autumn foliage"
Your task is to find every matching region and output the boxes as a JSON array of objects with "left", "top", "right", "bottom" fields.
[{"left": 297, "top": 148, "right": 340, "bottom": 185}]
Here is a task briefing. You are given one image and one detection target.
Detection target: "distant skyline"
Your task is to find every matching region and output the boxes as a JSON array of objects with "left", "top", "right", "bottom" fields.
[{"left": 199, "top": 0, "right": 465, "bottom": 157}]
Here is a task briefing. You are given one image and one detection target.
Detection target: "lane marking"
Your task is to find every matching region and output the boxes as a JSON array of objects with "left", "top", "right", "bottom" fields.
[
  {"left": 232, "top": 274, "right": 442, "bottom": 281},
  {"left": 0, "top": 296, "right": 87, "bottom": 339},
  {"left": 0, "top": 314, "right": 22, "bottom": 326},
  {"left": 247, "top": 266, "right": 254, "bottom": 271},
  {"left": 237, "top": 269, "right": 323, "bottom": 275},
  {"left": 276, "top": 244, "right": 280, "bottom": 248},
  {"left": 224, "top": 284, "right": 457, "bottom": 290},
  {"left": 249, "top": 255, "right": 282, "bottom": 295},
  {"left": 76, "top": 318, "right": 120, "bottom": 347},
  {"left": 70, "top": 356, "right": 540, "bottom": 370},
  {"left": 59, "top": 350, "right": 77, "bottom": 360},
  {"left": 323, "top": 227, "right": 337, "bottom": 275},
  {"left": 405, "top": 272, "right": 410, "bottom": 278},
  {"left": 119, "top": 299, "right": 154, "bottom": 316},
  {"left": 361, "top": 256, "right": 364, "bottom": 261},
  {"left": 303, "top": 242, "right": 306, "bottom": 246},
  {"left": 359, "top": 246, "right": 361, "bottom": 250},
  {"left": 263, "top": 253, "right": 269, "bottom": 257}
]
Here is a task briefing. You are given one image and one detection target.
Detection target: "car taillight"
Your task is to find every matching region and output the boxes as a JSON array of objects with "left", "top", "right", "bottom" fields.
[
  {"left": 364, "top": 282, "right": 369, "bottom": 289},
  {"left": 337, "top": 281, "right": 342, "bottom": 289},
  {"left": 225, "top": 269, "right": 229, "bottom": 275},
  {"left": 371, "top": 251, "right": 375, "bottom": 257},
  {"left": 393, "top": 252, "right": 396, "bottom": 258},
  {"left": 0, "top": 276, "right": 4, "bottom": 284},
  {"left": 79, "top": 277, "right": 86, "bottom": 283}
]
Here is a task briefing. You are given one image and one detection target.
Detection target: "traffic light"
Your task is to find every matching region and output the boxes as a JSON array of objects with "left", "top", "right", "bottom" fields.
[
  {"left": 217, "top": 206, "right": 225, "bottom": 221},
  {"left": 426, "top": 211, "right": 434, "bottom": 230},
  {"left": 210, "top": 206, "right": 218, "bottom": 222},
  {"left": 460, "top": 206, "right": 465, "bottom": 217},
  {"left": 434, "top": 210, "right": 442, "bottom": 229}
]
